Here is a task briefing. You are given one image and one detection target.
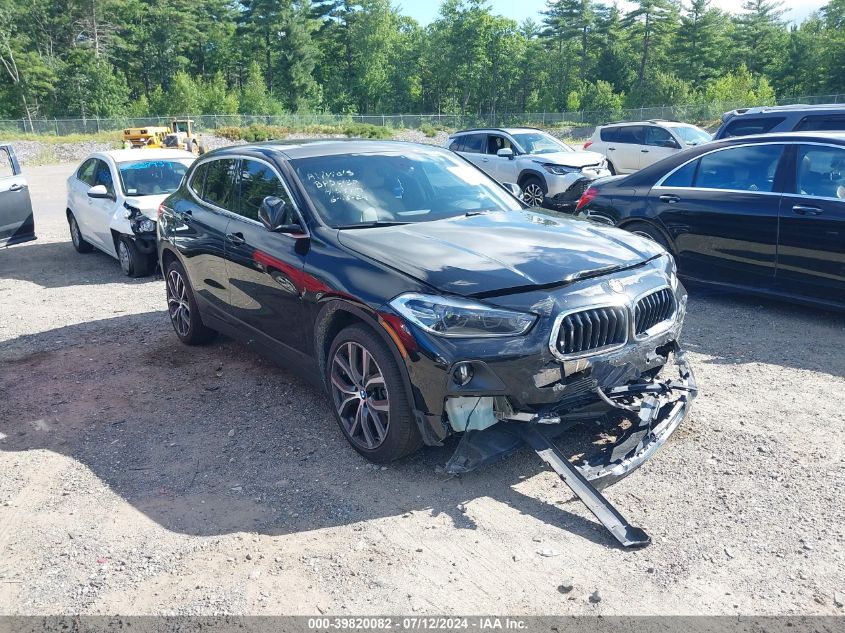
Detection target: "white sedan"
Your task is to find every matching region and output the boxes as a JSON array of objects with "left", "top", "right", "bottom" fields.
[{"left": 66, "top": 149, "right": 195, "bottom": 276}]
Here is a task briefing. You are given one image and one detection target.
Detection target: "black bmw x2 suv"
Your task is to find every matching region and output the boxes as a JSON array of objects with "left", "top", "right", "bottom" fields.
[{"left": 158, "top": 140, "right": 696, "bottom": 487}]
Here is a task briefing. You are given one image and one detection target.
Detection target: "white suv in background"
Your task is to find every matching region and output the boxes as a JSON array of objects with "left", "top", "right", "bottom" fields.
[
  {"left": 584, "top": 120, "right": 711, "bottom": 174},
  {"left": 446, "top": 127, "right": 610, "bottom": 209}
]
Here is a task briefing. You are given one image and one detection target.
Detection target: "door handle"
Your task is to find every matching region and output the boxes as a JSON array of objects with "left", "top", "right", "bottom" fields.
[
  {"left": 641, "top": 149, "right": 650, "bottom": 153},
  {"left": 792, "top": 205, "right": 823, "bottom": 216},
  {"left": 226, "top": 232, "right": 245, "bottom": 245},
  {"left": 481, "top": 158, "right": 490, "bottom": 162},
  {"left": 608, "top": 147, "right": 616, "bottom": 151},
  {"left": 659, "top": 194, "right": 680, "bottom": 203},
  {"left": 8, "top": 183, "right": 26, "bottom": 192}
]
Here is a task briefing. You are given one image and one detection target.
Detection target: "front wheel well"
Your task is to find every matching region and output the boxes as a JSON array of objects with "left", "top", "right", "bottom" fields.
[
  {"left": 618, "top": 219, "right": 674, "bottom": 253},
  {"left": 160, "top": 247, "right": 178, "bottom": 273},
  {"left": 517, "top": 171, "right": 545, "bottom": 188}
]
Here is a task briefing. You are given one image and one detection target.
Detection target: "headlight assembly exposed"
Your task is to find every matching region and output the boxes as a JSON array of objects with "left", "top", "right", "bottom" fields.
[
  {"left": 389, "top": 293, "right": 536, "bottom": 338},
  {"left": 542, "top": 164, "right": 578, "bottom": 176}
]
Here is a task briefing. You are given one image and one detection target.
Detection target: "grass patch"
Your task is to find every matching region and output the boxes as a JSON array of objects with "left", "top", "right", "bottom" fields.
[{"left": 216, "top": 122, "right": 394, "bottom": 142}]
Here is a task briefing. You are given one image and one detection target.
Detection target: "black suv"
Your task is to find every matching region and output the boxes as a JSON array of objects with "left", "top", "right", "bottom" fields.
[
  {"left": 157, "top": 141, "right": 695, "bottom": 501},
  {"left": 714, "top": 104, "right": 845, "bottom": 140}
]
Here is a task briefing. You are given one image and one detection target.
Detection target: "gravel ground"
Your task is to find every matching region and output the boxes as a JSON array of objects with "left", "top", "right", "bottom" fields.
[{"left": 0, "top": 163, "right": 843, "bottom": 616}]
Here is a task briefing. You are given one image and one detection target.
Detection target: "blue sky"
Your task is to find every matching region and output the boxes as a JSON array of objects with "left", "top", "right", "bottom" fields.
[{"left": 398, "top": 0, "right": 828, "bottom": 27}]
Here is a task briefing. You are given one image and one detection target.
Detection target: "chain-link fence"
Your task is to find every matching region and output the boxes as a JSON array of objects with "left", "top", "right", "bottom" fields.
[{"left": 3, "top": 94, "right": 844, "bottom": 136}]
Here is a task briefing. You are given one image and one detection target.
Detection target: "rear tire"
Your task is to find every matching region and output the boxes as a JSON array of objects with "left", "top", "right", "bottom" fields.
[
  {"left": 165, "top": 259, "right": 217, "bottom": 345},
  {"left": 68, "top": 212, "right": 93, "bottom": 253},
  {"left": 624, "top": 221, "right": 671, "bottom": 251},
  {"left": 117, "top": 235, "right": 151, "bottom": 277},
  {"left": 327, "top": 324, "right": 422, "bottom": 463},
  {"left": 521, "top": 176, "right": 547, "bottom": 208}
]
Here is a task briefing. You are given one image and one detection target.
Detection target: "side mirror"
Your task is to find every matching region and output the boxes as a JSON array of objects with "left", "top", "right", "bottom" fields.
[
  {"left": 662, "top": 140, "right": 680, "bottom": 149},
  {"left": 258, "top": 196, "right": 304, "bottom": 234},
  {"left": 87, "top": 184, "right": 112, "bottom": 199},
  {"left": 502, "top": 182, "right": 522, "bottom": 198},
  {"left": 497, "top": 148, "right": 514, "bottom": 160}
]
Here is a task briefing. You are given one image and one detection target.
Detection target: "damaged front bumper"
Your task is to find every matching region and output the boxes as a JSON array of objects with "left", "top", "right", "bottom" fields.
[{"left": 445, "top": 343, "right": 697, "bottom": 488}]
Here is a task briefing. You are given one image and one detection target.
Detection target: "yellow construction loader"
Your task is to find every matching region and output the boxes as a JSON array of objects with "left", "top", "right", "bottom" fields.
[{"left": 122, "top": 119, "right": 206, "bottom": 155}]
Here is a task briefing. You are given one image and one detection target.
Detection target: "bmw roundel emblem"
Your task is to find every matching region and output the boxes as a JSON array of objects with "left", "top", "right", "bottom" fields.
[{"left": 608, "top": 279, "right": 625, "bottom": 294}]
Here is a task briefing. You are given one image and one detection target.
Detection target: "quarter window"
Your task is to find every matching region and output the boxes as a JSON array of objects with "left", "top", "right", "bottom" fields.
[
  {"left": 796, "top": 145, "right": 845, "bottom": 199},
  {"left": 238, "top": 159, "right": 295, "bottom": 222},
  {"left": 0, "top": 147, "right": 13, "bottom": 178},
  {"left": 189, "top": 162, "right": 209, "bottom": 199},
  {"left": 202, "top": 158, "right": 238, "bottom": 210},
  {"left": 694, "top": 144, "right": 785, "bottom": 193}
]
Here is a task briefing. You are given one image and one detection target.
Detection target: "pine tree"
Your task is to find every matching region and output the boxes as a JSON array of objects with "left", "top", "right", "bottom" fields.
[{"left": 735, "top": 0, "right": 786, "bottom": 77}]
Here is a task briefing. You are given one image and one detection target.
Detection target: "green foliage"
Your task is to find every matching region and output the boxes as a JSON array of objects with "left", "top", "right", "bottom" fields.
[
  {"left": 576, "top": 80, "right": 624, "bottom": 123},
  {"left": 216, "top": 122, "right": 393, "bottom": 141},
  {"left": 0, "top": 0, "right": 843, "bottom": 122},
  {"left": 703, "top": 64, "right": 777, "bottom": 106}
]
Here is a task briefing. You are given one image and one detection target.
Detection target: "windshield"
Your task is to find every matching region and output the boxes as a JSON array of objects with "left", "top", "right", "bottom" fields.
[
  {"left": 290, "top": 149, "right": 524, "bottom": 228},
  {"left": 510, "top": 132, "right": 573, "bottom": 155},
  {"left": 670, "top": 126, "right": 712, "bottom": 146},
  {"left": 118, "top": 159, "right": 191, "bottom": 196}
]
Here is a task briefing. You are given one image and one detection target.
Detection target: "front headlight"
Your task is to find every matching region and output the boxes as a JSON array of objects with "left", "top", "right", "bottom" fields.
[
  {"left": 659, "top": 253, "right": 678, "bottom": 289},
  {"left": 543, "top": 164, "right": 578, "bottom": 176},
  {"left": 389, "top": 293, "right": 536, "bottom": 338}
]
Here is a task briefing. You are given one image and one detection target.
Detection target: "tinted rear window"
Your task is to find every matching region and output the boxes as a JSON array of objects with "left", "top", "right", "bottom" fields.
[
  {"left": 794, "top": 115, "right": 845, "bottom": 132},
  {"left": 722, "top": 117, "right": 785, "bottom": 138},
  {"left": 459, "top": 134, "right": 485, "bottom": 153},
  {"left": 202, "top": 159, "right": 237, "bottom": 210}
]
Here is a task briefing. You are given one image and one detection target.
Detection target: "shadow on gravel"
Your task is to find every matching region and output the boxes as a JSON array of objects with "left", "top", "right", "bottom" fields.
[
  {"left": 0, "top": 239, "right": 159, "bottom": 288},
  {"left": 682, "top": 283, "right": 845, "bottom": 379},
  {"left": 0, "top": 313, "right": 616, "bottom": 548}
]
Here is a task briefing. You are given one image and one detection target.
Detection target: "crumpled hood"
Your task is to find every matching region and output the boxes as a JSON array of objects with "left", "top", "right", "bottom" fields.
[
  {"left": 529, "top": 151, "right": 606, "bottom": 169},
  {"left": 337, "top": 210, "right": 664, "bottom": 296},
  {"left": 124, "top": 194, "right": 170, "bottom": 221}
]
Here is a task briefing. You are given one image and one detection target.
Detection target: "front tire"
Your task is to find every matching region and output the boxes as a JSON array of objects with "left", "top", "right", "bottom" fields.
[
  {"left": 165, "top": 259, "right": 217, "bottom": 345},
  {"left": 521, "top": 176, "right": 546, "bottom": 208},
  {"left": 327, "top": 324, "right": 422, "bottom": 463},
  {"left": 117, "top": 235, "right": 151, "bottom": 277},
  {"left": 68, "top": 212, "right": 93, "bottom": 253}
]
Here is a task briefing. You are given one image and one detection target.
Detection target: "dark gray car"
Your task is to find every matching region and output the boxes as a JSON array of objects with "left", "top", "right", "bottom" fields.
[
  {"left": 0, "top": 144, "right": 35, "bottom": 247},
  {"left": 714, "top": 104, "right": 845, "bottom": 140}
]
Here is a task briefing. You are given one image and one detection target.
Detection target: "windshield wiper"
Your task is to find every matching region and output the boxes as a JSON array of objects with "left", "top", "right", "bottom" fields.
[{"left": 335, "top": 221, "right": 411, "bottom": 229}]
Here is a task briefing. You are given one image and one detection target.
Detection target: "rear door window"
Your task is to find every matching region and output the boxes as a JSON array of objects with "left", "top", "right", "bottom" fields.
[
  {"left": 616, "top": 126, "right": 644, "bottom": 144},
  {"left": 448, "top": 138, "right": 463, "bottom": 152},
  {"left": 202, "top": 158, "right": 238, "bottom": 211},
  {"left": 794, "top": 115, "right": 845, "bottom": 132},
  {"left": 600, "top": 127, "right": 620, "bottom": 142},
  {"left": 694, "top": 144, "right": 785, "bottom": 193},
  {"left": 796, "top": 145, "right": 845, "bottom": 199},
  {"left": 459, "top": 134, "right": 485, "bottom": 154},
  {"left": 722, "top": 117, "right": 785, "bottom": 138}
]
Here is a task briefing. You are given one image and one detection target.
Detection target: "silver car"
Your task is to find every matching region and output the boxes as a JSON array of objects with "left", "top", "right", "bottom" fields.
[{"left": 446, "top": 127, "right": 610, "bottom": 209}]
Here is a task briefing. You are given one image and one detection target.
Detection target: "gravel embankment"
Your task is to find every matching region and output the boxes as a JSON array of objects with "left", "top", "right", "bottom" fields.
[{"left": 0, "top": 163, "right": 843, "bottom": 617}]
